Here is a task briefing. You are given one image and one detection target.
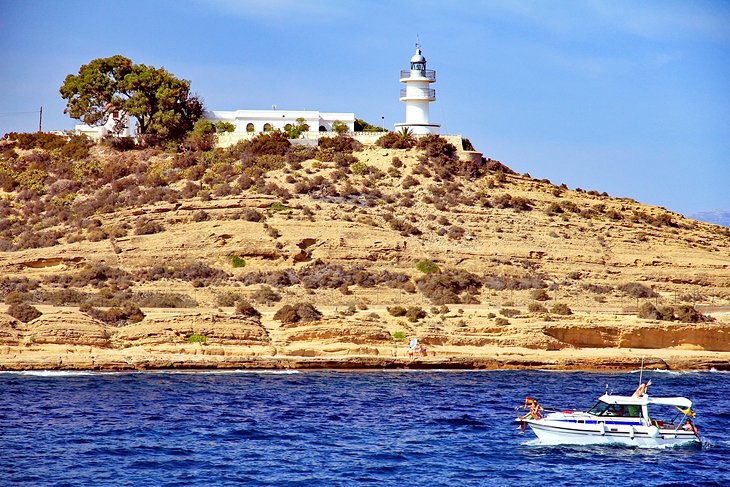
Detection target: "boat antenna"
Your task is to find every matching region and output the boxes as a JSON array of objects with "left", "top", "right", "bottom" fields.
[{"left": 638, "top": 356, "right": 645, "bottom": 386}]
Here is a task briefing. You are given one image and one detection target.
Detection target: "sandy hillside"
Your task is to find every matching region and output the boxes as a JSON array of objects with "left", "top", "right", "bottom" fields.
[{"left": 1, "top": 133, "right": 729, "bottom": 370}]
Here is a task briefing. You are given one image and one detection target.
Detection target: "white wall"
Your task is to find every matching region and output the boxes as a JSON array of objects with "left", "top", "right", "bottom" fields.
[{"left": 205, "top": 109, "right": 354, "bottom": 134}]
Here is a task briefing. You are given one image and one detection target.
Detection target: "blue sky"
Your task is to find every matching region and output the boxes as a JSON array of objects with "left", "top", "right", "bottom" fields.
[{"left": 1, "top": 0, "right": 728, "bottom": 215}]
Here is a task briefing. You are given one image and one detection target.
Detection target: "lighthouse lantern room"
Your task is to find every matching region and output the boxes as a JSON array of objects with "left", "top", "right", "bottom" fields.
[{"left": 394, "top": 39, "right": 440, "bottom": 135}]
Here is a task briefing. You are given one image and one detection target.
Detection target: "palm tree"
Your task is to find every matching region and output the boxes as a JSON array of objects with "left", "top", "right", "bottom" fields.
[{"left": 395, "top": 127, "right": 415, "bottom": 148}]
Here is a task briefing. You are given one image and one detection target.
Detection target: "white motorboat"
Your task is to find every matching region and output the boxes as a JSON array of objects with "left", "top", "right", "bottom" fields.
[{"left": 516, "top": 390, "right": 700, "bottom": 447}]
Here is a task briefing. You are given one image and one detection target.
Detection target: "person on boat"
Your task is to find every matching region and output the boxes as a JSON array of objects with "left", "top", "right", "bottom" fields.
[
  {"left": 632, "top": 379, "right": 652, "bottom": 397},
  {"left": 517, "top": 397, "right": 543, "bottom": 433},
  {"left": 682, "top": 419, "right": 698, "bottom": 435},
  {"left": 627, "top": 405, "right": 641, "bottom": 417},
  {"left": 529, "top": 401, "right": 544, "bottom": 420},
  {"left": 518, "top": 397, "right": 543, "bottom": 420}
]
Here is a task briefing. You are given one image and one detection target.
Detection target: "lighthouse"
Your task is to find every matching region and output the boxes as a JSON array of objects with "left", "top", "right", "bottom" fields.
[{"left": 394, "top": 39, "right": 440, "bottom": 135}]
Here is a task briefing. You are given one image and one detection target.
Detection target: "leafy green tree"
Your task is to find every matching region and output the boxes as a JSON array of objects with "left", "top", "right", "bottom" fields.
[
  {"left": 284, "top": 118, "right": 311, "bottom": 139},
  {"left": 331, "top": 120, "right": 349, "bottom": 135},
  {"left": 215, "top": 121, "right": 235, "bottom": 133},
  {"left": 295, "top": 117, "right": 310, "bottom": 132},
  {"left": 59, "top": 55, "right": 203, "bottom": 142},
  {"left": 183, "top": 119, "right": 215, "bottom": 151},
  {"left": 354, "top": 118, "right": 386, "bottom": 132}
]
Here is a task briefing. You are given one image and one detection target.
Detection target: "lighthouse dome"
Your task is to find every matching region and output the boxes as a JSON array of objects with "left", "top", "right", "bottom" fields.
[{"left": 410, "top": 50, "right": 426, "bottom": 63}]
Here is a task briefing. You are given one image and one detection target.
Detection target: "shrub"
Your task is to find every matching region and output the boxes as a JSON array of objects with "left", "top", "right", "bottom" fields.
[
  {"left": 389, "top": 218, "right": 421, "bottom": 237},
  {"left": 638, "top": 302, "right": 661, "bottom": 320},
  {"left": 581, "top": 283, "right": 613, "bottom": 294},
  {"left": 318, "top": 135, "right": 362, "bottom": 153},
  {"left": 228, "top": 255, "right": 246, "bottom": 268},
  {"left": 187, "top": 334, "right": 207, "bottom": 343},
  {"left": 270, "top": 202, "right": 289, "bottom": 212},
  {"left": 41, "top": 289, "right": 88, "bottom": 306},
  {"left": 675, "top": 305, "right": 707, "bottom": 323},
  {"left": 133, "top": 292, "right": 197, "bottom": 308},
  {"left": 376, "top": 131, "right": 415, "bottom": 150},
  {"left": 273, "top": 303, "right": 322, "bottom": 323},
  {"left": 495, "top": 317, "right": 510, "bottom": 326},
  {"left": 387, "top": 306, "right": 408, "bottom": 317},
  {"left": 619, "top": 282, "right": 658, "bottom": 299},
  {"left": 46, "top": 263, "right": 133, "bottom": 289},
  {"left": 528, "top": 302, "right": 548, "bottom": 313},
  {"left": 250, "top": 285, "right": 282, "bottom": 304},
  {"left": 234, "top": 299, "right": 261, "bottom": 319},
  {"left": 499, "top": 308, "right": 521, "bottom": 317},
  {"left": 545, "top": 202, "right": 563, "bottom": 216},
  {"left": 511, "top": 196, "right": 533, "bottom": 211},
  {"left": 657, "top": 306, "right": 676, "bottom": 321},
  {"left": 551, "top": 303, "right": 572, "bottom": 315},
  {"left": 417, "top": 270, "right": 482, "bottom": 305},
  {"left": 401, "top": 175, "right": 419, "bottom": 189},
  {"left": 391, "top": 331, "right": 407, "bottom": 341},
  {"left": 106, "top": 136, "right": 136, "bottom": 151},
  {"left": 242, "top": 208, "right": 262, "bottom": 222},
  {"left": 191, "top": 210, "right": 209, "bottom": 222},
  {"left": 530, "top": 289, "right": 550, "bottom": 301},
  {"left": 216, "top": 291, "right": 246, "bottom": 307},
  {"left": 447, "top": 226, "right": 465, "bottom": 239},
  {"left": 135, "top": 219, "right": 164, "bottom": 235},
  {"left": 229, "top": 131, "right": 291, "bottom": 158},
  {"left": 136, "top": 261, "right": 229, "bottom": 286},
  {"left": 405, "top": 306, "right": 426, "bottom": 322},
  {"left": 7, "top": 303, "right": 42, "bottom": 322},
  {"left": 5, "top": 291, "right": 31, "bottom": 305},
  {"left": 84, "top": 301, "right": 144, "bottom": 326},
  {"left": 416, "top": 259, "right": 440, "bottom": 274}
]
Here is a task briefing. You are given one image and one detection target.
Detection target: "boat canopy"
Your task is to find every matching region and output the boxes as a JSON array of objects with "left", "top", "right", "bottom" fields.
[
  {"left": 647, "top": 397, "right": 693, "bottom": 409},
  {"left": 598, "top": 394, "right": 692, "bottom": 409}
]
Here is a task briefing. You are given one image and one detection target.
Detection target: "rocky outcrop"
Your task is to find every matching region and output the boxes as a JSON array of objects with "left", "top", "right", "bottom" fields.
[
  {"left": 114, "top": 313, "right": 272, "bottom": 348},
  {"left": 0, "top": 315, "right": 21, "bottom": 346},
  {"left": 29, "top": 310, "right": 111, "bottom": 347},
  {"left": 544, "top": 322, "right": 730, "bottom": 351}
]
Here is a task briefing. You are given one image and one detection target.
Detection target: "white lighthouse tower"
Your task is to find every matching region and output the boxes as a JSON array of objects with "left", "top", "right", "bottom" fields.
[{"left": 394, "top": 39, "right": 440, "bottom": 135}]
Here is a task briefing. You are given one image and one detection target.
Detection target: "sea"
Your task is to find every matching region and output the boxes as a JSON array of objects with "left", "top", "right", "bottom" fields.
[{"left": 1, "top": 369, "right": 728, "bottom": 486}]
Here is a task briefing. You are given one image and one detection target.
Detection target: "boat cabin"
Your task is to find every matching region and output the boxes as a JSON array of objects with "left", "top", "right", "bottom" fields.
[{"left": 589, "top": 394, "right": 694, "bottom": 429}]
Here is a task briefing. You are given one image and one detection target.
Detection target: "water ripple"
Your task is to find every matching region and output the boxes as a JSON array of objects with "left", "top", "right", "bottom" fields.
[{"left": 1, "top": 370, "right": 728, "bottom": 485}]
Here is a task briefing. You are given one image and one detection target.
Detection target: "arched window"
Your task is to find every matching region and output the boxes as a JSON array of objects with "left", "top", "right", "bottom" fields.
[
  {"left": 319, "top": 125, "right": 327, "bottom": 132},
  {"left": 263, "top": 123, "right": 272, "bottom": 132},
  {"left": 246, "top": 123, "right": 255, "bottom": 133}
]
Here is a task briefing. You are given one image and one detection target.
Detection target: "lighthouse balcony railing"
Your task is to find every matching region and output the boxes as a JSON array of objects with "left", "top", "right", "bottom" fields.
[
  {"left": 400, "top": 88, "right": 436, "bottom": 99},
  {"left": 400, "top": 69, "right": 436, "bottom": 81}
]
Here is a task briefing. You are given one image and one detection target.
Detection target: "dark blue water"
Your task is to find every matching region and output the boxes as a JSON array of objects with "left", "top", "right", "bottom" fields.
[{"left": 1, "top": 369, "right": 728, "bottom": 486}]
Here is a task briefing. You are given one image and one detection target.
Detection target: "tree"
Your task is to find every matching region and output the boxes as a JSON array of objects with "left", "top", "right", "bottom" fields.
[
  {"left": 215, "top": 121, "right": 235, "bottom": 133},
  {"left": 60, "top": 55, "right": 203, "bottom": 143},
  {"left": 331, "top": 120, "right": 349, "bottom": 135},
  {"left": 284, "top": 117, "right": 310, "bottom": 139},
  {"left": 295, "top": 117, "right": 310, "bottom": 132},
  {"left": 354, "top": 118, "right": 386, "bottom": 132},
  {"left": 183, "top": 119, "right": 215, "bottom": 151}
]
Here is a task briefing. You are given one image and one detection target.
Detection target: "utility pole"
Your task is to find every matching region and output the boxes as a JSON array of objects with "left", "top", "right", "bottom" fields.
[{"left": 38, "top": 106, "right": 42, "bottom": 132}]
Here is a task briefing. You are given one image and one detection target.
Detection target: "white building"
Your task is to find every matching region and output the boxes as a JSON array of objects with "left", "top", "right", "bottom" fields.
[
  {"left": 204, "top": 109, "right": 355, "bottom": 134},
  {"left": 394, "top": 40, "right": 440, "bottom": 135},
  {"left": 74, "top": 110, "right": 130, "bottom": 140}
]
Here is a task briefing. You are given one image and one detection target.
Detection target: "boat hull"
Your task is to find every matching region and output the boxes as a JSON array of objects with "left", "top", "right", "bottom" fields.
[{"left": 525, "top": 420, "right": 699, "bottom": 447}]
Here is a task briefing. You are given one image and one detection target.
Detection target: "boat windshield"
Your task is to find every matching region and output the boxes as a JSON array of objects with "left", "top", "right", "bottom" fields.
[{"left": 588, "top": 401, "right": 642, "bottom": 417}]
